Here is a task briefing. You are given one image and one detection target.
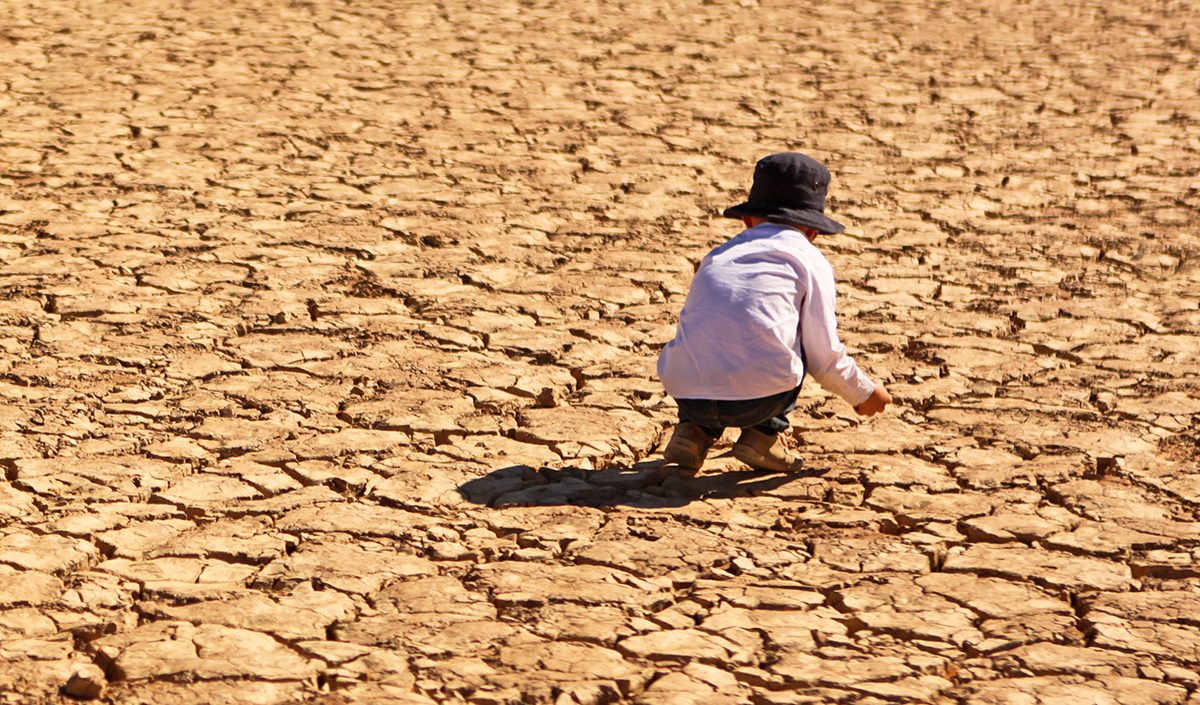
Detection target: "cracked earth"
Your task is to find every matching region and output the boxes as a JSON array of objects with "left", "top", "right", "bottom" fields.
[{"left": 1, "top": 0, "right": 1199, "bottom": 703}]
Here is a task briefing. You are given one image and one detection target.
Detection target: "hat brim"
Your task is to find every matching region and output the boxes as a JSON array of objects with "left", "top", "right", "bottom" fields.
[{"left": 722, "top": 203, "right": 845, "bottom": 234}]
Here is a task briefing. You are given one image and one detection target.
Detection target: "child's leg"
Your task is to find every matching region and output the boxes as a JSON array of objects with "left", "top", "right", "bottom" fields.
[
  {"left": 664, "top": 399, "right": 722, "bottom": 471},
  {"left": 666, "top": 388, "right": 801, "bottom": 472},
  {"left": 673, "top": 399, "right": 722, "bottom": 439},
  {"left": 715, "top": 387, "right": 803, "bottom": 472},
  {"left": 749, "top": 388, "right": 801, "bottom": 435},
  {"left": 712, "top": 386, "right": 801, "bottom": 433}
]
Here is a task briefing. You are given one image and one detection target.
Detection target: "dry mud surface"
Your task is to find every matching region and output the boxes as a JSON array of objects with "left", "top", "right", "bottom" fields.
[{"left": 1, "top": 0, "right": 1199, "bottom": 703}]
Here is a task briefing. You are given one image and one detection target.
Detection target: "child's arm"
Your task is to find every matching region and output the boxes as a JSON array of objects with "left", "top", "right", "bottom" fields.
[{"left": 797, "top": 262, "right": 890, "bottom": 415}]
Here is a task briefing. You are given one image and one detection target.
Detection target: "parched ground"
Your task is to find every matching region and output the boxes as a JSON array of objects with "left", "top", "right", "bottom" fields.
[{"left": 1, "top": 0, "right": 1199, "bottom": 703}]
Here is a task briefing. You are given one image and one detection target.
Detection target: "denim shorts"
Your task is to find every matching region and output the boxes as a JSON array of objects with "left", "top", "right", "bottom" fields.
[{"left": 674, "top": 385, "right": 802, "bottom": 438}]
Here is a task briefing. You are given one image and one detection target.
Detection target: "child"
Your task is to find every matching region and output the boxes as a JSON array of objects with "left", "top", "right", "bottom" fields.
[{"left": 657, "top": 152, "right": 892, "bottom": 473}]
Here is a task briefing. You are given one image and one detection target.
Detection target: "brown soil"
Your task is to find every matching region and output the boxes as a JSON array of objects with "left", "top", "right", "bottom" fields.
[{"left": 1, "top": 1, "right": 1199, "bottom": 703}]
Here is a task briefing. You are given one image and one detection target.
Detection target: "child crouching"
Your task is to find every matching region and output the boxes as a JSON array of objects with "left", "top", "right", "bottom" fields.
[{"left": 657, "top": 152, "right": 891, "bottom": 472}]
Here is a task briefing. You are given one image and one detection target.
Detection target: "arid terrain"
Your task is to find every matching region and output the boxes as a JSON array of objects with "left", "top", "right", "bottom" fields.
[{"left": 1, "top": 0, "right": 1199, "bottom": 703}]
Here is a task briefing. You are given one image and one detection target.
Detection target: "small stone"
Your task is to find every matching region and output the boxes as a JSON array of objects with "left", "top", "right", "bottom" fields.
[
  {"left": 429, "top": 541, "right": 476, "bottom": 561},
  {"left": 63, "top": 663, "right": 106, "bottom": 700},
  {"left": 732, "top": 557, "right": 757, "bottom": 572}
]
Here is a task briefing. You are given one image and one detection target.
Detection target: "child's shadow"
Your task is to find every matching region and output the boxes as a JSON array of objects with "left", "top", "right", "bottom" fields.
[{"left": 457, "top": 460, "right": 828, "bottom": 508}]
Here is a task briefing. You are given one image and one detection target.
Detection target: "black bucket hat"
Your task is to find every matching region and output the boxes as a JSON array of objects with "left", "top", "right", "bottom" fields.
[{"left": 722, "top": 152, "right": 845, "bottom": 234}]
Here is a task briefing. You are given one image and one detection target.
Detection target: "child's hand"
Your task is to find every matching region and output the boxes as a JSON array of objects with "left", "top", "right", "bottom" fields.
[{"left": 854, "top": 384, "right": 893, "bottom": 416}]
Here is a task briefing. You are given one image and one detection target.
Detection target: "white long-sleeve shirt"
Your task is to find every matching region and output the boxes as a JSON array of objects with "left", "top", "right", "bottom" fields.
[{"left": 657, "top": 223, "right": 874, "bottom": 405}]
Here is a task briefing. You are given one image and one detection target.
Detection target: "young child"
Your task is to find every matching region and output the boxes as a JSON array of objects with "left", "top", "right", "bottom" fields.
[{"left": 657, "top": 152, "right": 892, "bottom": 473}]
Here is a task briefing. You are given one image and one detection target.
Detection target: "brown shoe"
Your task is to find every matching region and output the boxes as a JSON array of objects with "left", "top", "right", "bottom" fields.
[
  {"left": 663, "top": 422, "right": 715, "bottom": 471},
  {"left": 732, "top": 428, "right": 802, "bottom": 472}
]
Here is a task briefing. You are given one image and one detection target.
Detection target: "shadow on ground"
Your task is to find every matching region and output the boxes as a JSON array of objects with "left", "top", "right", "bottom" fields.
[{"left": 458, "top": 459, "right": 828, "bottom": 508}]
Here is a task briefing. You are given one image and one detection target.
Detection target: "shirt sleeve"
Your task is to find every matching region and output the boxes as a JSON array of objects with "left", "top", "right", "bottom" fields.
[{"left": 798, "top": 261, "right": 875, "bottom": 407}]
